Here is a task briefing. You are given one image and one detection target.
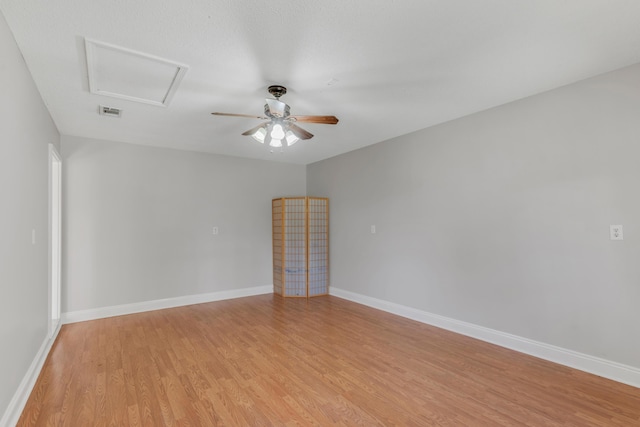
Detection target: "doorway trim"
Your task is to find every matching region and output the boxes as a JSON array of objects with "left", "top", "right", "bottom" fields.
[{"left": 48, "top": 143, "right": 62, "bottom": 338}]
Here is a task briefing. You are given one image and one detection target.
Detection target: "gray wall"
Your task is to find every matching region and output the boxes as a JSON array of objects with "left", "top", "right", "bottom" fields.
[
  {"left": 62, "top": 136, "right": 306, "bottom": 313},
  {"left": 307, "top": 63, "right": 640, "bottom": 369},
  {"left": 0, "top": 11, "right": 59, "bottom": 418}
]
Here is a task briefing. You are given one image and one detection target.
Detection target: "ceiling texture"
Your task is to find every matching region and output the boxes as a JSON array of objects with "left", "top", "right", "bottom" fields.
[{"left": 2, "top": 1, "right": 640, "bottom": 165}]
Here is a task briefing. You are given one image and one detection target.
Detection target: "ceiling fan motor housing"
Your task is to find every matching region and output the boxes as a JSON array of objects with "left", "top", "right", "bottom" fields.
[{"left": 264, "top": 102, "right": 290, "bottom": 118}]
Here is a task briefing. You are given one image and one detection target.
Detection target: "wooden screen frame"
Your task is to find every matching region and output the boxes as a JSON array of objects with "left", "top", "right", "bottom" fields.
[{"left": 272, "top": 197, "right": 329, "bottom": 298}]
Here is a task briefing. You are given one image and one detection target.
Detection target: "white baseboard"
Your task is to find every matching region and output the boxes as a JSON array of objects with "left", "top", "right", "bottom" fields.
[
  {"left": 0, "top": 324, "right": 61, "bottom": 427},
  {"left": 62, "top": 285, "right": 272, "bottom": 324},
  {"left": 330, "top": 287, "right": 640, "bottom": 389}
]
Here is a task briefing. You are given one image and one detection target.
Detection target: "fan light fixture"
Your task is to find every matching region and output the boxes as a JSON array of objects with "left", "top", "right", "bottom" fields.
[
  {"left": 211, "top": 85, "right": 339, "bottom": 152},
  {"left": 251, "top": 121, "right": 300, "bottom": 148}
]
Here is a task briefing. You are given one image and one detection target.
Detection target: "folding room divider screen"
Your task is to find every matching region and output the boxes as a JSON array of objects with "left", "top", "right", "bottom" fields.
[{"left": 272, "top": 197, "right": 329, "bottom": 297}]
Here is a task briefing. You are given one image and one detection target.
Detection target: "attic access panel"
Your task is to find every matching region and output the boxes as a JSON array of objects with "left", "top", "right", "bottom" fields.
[{"left": 85, "top": 38, "right": 188, "bottom": 107}]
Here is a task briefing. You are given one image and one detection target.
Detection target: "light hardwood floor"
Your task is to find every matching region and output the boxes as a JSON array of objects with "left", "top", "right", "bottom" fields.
[{"left": 18, "top": 295, "right": 640, "bottom": 426}]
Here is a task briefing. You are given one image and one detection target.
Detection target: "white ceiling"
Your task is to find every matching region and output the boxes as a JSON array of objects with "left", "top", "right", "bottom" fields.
[{"left": 2, "top": 1, "right": 640, "bottom": 165}]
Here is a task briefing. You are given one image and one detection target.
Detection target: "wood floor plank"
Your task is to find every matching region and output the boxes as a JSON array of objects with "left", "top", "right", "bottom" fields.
[{"left": 18, "top": 294, "right": 640, "bottom": 426}]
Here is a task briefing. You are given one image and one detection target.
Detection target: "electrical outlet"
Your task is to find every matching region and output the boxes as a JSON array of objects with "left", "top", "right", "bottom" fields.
[
  {"left": 610, "top": 225, "right": 623, "bottom": 240},
  {"left": 212, "top": 226, "right": 219, "bottom": 235},
  {"left": 371, "top": 225, "right": 376, "bottom": 234}
]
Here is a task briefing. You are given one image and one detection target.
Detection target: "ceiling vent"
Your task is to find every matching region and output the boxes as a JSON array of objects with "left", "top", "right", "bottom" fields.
[
  {"left": 99, "top": 105, "right": 122, "bottom": 118},
  {"left": 85, "top": 38, "right": 189, "bottom": 107}
]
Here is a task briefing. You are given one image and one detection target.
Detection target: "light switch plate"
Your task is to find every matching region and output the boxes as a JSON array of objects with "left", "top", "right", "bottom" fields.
[{"left": 610, "top": 225, "right": 623, "bottom": 240}]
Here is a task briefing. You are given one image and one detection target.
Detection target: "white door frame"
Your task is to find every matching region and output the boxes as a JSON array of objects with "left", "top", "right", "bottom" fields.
[{"left": 48, "top": 144, "right": 62, "bottom": 337}]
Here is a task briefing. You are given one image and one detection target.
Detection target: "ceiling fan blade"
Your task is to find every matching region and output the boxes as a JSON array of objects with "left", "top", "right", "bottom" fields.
[
  {"left": 241, "top": 122, "right": 269, "bottom": 136},
  {"left": 288, "top": 123, "right": 314, "bottom": 140},
  {"left": 290, "top": 115, "right": 339, "bottom": 125},
  {"left": 211, "top": 112, "right": 267, "bottom": 120},
  {"left": 266, "top": 98, "right": 288, "bottom": 117}
]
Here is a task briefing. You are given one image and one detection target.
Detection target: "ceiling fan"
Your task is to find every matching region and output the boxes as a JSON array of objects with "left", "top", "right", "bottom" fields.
[{"left": 212, "top": 85, "right": 339, "bottom": 150}]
